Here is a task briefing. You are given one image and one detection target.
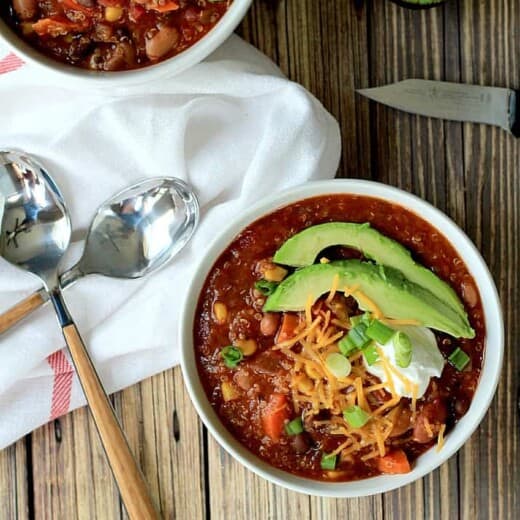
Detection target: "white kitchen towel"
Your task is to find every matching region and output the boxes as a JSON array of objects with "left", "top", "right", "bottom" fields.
[{"left": 0, "top": 35, "right": 341, "bottom": 449}]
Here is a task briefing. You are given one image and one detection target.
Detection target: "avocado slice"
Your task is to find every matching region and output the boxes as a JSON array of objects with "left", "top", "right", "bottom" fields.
[
  {"left": 263, "top": 260, "right": 475, "bottom": 339},
  {"left": 273, "top": 222, "right": 468, "bottom": 324}
]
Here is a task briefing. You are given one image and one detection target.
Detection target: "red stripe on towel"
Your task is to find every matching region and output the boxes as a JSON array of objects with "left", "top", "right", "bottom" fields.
[
  {"left": 0, "top": 53, "right": 24, "bottom": 74},
  {"left": 47, "top": 350, "right": 74, "bottom": 420}
]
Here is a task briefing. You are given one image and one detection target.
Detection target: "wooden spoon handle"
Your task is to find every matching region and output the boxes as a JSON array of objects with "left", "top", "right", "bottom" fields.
[
  {"left": 63, "top": 324, "right": 161, "bottom": 520},
  {"left": 0, "top": 291, "right": 46, "bottom": 334}
]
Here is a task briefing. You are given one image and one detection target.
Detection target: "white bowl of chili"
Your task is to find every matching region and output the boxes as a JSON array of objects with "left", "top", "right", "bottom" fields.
[
  {"left": 180, "top": 179, "right": 503, "bottom": 497},
  {"left": 0, "top": 0, "right": 252, "bottom": 86}
]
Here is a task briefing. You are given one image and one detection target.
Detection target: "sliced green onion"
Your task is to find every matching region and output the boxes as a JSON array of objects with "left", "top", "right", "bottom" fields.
[
  {"left": 320, "top": 453, "right": 337, "bottom": 470},
  {"left": 325, "top": 353, "right": 352, "bottom": 379},
  {"left": 343, "top": 405, "right": 371, "bottom": 428},
  {"left": 448, "top": 347, "right": 470, "bottom": 371},
  {"left": 338, "top": 335, "right": 358, "bottom": 357},
  {"left": 347, "top": 322, "right": 371, "bottom": 349},
  {"left": 350, "top": 313, "right": 372, "bottom": 328},
  {"left": 221, "top": 346, "right": 243, "bottom": 368},
  {"left": 366, "top": 319, "right": 394, "bottom": 344},
  {"left": 254, "top": 279, "right": 279, "bottom": 296},
  {"left": 394, "top": 331, "right": 413, "bottom": 368},
  {"left": 362, "top": 343, "right": 379, "bottom": 365},
  {"left": 285, "top": 417, "right": 304, "bottom": 436}
]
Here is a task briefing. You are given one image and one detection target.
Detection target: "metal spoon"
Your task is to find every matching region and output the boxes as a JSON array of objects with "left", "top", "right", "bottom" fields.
[
  {"left": 0, "top": 151, "right": 200, "bottom": 519},
  {"left": 0, "top": 163, "right": 199, "bottom": 334}
]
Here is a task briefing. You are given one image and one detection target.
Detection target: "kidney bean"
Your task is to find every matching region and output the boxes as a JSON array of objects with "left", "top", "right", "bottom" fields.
[
  {"left": 291, "top": 433, "right": 310, "bottom": 454},
  {"left": 454, "top": 396, "right": 470, "bottom": 416},
  {"left": 388, "top": 405, "right": 412, "bottom": 438}
]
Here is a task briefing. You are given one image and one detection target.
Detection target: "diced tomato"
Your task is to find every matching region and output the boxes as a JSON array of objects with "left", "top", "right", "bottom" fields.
[
  {"left": 261, "top": 393, "right": 289, "bottom": 442},
  {"left": 376, "top": 449, "right": 411, "bottom": 475},
  {"left": 147, "top": 1, "right": 180, "bottom": 13},
  {"left": 59, "top": 0, "right": 94, "bottom": 14},
  {"left": 129, "top": 3, "right": 145, "bottom": 21},
  {"left": 276, "top": 313, "right": 300, "bottom": 343},
  {"left": 98, "top": 0, "right": 128, "bottom": 7},
  {"left": 32, "top": 17, "right": 87, "bottom": 37}
]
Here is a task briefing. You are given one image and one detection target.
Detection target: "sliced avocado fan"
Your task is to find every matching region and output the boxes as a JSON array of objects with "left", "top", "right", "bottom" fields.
[
  {"left": 273, "top": 222, "right": 469, "bottom": 326},
  {"left": 263, "top": 260, "right": 475, "bottom": 339}
]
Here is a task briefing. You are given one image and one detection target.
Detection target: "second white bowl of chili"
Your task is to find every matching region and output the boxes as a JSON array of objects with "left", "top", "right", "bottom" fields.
[
  {"left": 180, "top": 179, "right": 503, "bottom": 497},
  {"left": 0, "top": 0, "right": 252, "bottom": 86}
]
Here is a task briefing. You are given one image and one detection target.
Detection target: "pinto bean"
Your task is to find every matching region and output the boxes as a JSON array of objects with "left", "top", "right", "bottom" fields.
[
  {"left": 145, "top": 25, "right": 179, "bottom": 61},
  {"left": 103, "top": 41, "right": 136, "bottom": 71},
  {"left": 13, "top": 0, "right": 38, "bottom": 20},
  {"left": 88, "top": 41, "right": 136, "bottom": 71},
  {"left": 260, "top": 313, "right": 280, "bottom": 336}
]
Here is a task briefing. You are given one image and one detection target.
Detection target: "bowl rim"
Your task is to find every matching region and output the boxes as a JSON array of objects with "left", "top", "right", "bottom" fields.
[
  {"left": 0, "top": 0, "right": 252, "bottom": 87},
  {"left": 179, "top": 178, "right": 504, "bottom": 497}
]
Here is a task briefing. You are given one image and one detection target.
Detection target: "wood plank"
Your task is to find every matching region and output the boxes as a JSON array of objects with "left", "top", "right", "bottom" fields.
[
  {"left": 32, "top": 409, "right": 121, "bottom": 519},
  {"left": 0, "top": 440, "right": 29, "bottom": 520},
  {"left": 207, "top": 435, "right": 311, "bottom": 520},
  {"left": 457, "top": 2, "right": 520, "bottom": 520},
  {"left": 31, "top": 365, "right": 206, "bottom": 520},
  {"left": 115, "top": 367, "right": 206, "bottom": 520}
]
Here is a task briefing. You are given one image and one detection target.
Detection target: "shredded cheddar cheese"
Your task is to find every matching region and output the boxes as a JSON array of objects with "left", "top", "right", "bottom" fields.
[
  {"left": 436, "top": 424, "right": 446, "bottom": 452},
  {"left": 326, "top": 274, "right": 340, "bottom": 303},
  {"left": 269, "top": 277, "right": 445, "bottom": 468}
]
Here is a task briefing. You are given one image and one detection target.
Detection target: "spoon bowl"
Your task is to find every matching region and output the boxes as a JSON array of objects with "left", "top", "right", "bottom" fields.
[
  {"left": 0, "top": 152, "right": 70, "bottom": 288},
  {"left": 69, "top": 177, "right": 198, "bottom": 282}
]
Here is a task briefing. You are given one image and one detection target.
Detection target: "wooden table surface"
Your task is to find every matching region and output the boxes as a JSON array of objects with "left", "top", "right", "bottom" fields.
[{"left": 1, "top": 1, "right": 519, "bottom": 519}]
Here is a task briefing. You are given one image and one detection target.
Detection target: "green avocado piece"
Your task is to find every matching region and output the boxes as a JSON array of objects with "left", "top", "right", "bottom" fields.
[
  {"left": 263, "top": 260, "right": 475, "bottom": 339},
  {"left": 273, "top": 222, "right": 468, "bottom": 325}
]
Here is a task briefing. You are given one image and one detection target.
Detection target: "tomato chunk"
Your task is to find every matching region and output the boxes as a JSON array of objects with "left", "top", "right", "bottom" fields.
[
  {"left": 32, "top": 17, "right": 87, "bottom": 37},
  {"left": 276, "top": 313, "right": 300, "bottom": 343},
  {"left": 376, "top": 449, "right": 411, "bottom": 475},
  {"left": 262, "top": 393, "right": 289, "bottom": 442},
  {"left": 60, "top": 0, "right": 94, "bottom": 14},
  {"left": 147, "top": 1, "right": 180, "bottom": 13}
]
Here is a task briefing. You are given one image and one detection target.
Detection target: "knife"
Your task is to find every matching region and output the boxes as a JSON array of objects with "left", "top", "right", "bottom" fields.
[{"left": 357, "top": 79, "right": 520, "bottom": 137}]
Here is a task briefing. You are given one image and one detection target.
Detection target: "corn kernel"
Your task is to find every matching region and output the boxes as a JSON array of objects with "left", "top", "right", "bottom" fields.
[
  {"left": 212, "top": 301, "right": 228, "bottom": 324},
  {"left": 105, "top": 6, "right": 123, "bottom": 22},
  {"left": 234, "top": 339, "right": 257, "bottom": 356},
  {"left": 21, "top": 22, "right": 34, "bottom": 36},
  {"left": 221, "top": 381, "right": 239, "bottom": 402},
  {"left": 263, "top": 265, "right": 288, "bottom": 282},
  {"left": 297, "top": 376, "right": 314, "bottom": 394}
]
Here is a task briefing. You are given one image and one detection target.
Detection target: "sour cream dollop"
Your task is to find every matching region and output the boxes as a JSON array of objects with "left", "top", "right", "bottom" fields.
[{"left": 364, "top": 325, "right": 445, "bottom": 398}]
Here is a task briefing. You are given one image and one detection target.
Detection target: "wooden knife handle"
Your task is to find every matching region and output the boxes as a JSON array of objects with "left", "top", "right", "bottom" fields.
[
  {"left": 63, "top": 324, "right": 161, "bottom": 520},
  {"left": 512, "top": 90, "right": 520, "bottom": 138},
  {"left": 0, "top": 292, "right": 46, "bottom": 334}
]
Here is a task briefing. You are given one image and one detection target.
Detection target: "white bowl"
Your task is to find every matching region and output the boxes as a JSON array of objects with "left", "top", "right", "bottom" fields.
[
  {"left": 0, "top": 0, "right": 252, "bottom": 88},
  {"left": 180, "top": 179, "right": 504, "bottom": 497}
]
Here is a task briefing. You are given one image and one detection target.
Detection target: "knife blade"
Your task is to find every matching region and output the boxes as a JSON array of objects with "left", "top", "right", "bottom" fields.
[{"left": 357, "top": 79, "right": 520, "bottom": 137}]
